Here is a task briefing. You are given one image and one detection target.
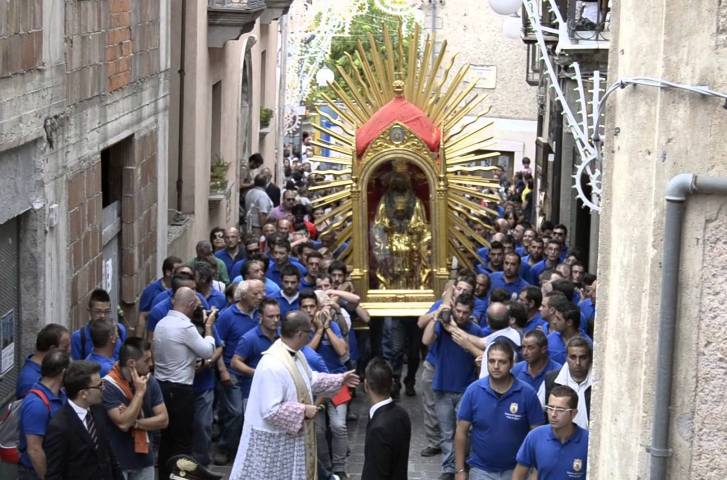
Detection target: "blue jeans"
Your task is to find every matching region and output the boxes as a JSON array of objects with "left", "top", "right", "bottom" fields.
[
  {"left": 434, "top": 391, "right": 463, "bottom": 474},
  {"left": 122, "top": 466, "right": 156, "bottom": 480},
  {"left": 326, "top": 399, "right": 348, "bottom": 472},
  {"left": 192, "top": 388, "right": 215, "bottom": 465},
  {"left": 216, "top": 378, "right": 243, "bottom": 454},
  {"left": 469, "top": 467, "right": 514, "bottom": 480}
]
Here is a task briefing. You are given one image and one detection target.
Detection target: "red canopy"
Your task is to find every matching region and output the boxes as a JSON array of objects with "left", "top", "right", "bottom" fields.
[{"left": 356, "top": 97, "right": 441, "bottom": 157}]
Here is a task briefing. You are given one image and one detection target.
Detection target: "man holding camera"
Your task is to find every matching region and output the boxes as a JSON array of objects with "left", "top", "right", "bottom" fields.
[{"left": 422, "top": 293, "right": 485, "bottom": 480}]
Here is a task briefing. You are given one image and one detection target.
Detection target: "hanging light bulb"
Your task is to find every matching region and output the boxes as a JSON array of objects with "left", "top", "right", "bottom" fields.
[
  {"left": 316, "top": 66, "right": 335, "bottom": 87},
  {"left": 488, "top": 0, "right": 522, "bottom": 16},
  {"left": 502, "top": 15, "right": 521, "bottom": 39}
]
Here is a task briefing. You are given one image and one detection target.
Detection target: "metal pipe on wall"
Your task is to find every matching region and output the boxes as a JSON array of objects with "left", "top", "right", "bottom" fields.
[
  {"left": 175, "top": 0, "right": 187, "bottom": 213},
  {"left": 650, "top": 173, "right": 727, "bottom": 479}
]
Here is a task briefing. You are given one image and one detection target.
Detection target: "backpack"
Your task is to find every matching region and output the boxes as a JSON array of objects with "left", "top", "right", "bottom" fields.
[{"left": 0, "top": 389, "right": 50, "bottom": 464}]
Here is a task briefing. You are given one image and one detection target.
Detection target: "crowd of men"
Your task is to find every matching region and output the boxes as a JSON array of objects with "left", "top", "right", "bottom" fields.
[{"left": 13, "top": 152, "right": 597, "bottom": 480}]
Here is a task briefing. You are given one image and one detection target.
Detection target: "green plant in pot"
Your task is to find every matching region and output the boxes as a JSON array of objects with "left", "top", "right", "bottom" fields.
[
  {"left": 260, "top": 107, "right": 273, "bottom": 129},
  {"left": 210, "top": 153, "right": 229, "bottom": 193}
]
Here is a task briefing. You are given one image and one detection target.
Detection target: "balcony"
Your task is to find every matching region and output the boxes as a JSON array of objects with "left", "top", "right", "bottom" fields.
[
  {"left": 208, "top": 0, "right": 266, "bottom": 48},
  {"left": 260, "top": 0, "right": 294, "bottom": 24},
  {"left": 520, "top": 0, "right": 610, "bottom": 52}
]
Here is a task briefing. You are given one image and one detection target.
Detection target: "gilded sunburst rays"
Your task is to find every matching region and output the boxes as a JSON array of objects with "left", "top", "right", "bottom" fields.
[{"left": 310, "top": 27, "right": 500, "bottom": 270}]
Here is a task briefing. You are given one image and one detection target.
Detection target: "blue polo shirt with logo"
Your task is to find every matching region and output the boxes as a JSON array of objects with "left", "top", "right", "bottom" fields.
[
  {"left": 457, "top": 377, "right": 543, "bottom": 472},
  {"left": 139, "top": 278, "right": 167, "bottom": 313},
  {"left": 216, "top": 304, "right": 260, "bottom": 368},
  {"left": 511, "top": 358, "right": 562, "bottom": 392},
  {"left": 315, "top": 321, "right": 346, "bottom": 373},
  {"left": 234, "top": 326, "right": 278, "bottom": 397},
  {"left": 271, "top": 291, "right": 300, "bottom": 320},
  {"left": 16, "top": 356, "right": 41, "bottom": 399},
  {"left": 489, "top": 272, "right": 531, "bottom": 299},
  {"left": 523, "top": 312, "right": 549, "bottom": 335},
  {"left": 18, "top": 383, "right": 67, "bottom": 468},
  {"left": 432, "top": 320, "right": 484, "bottom": 393},
  {"left": 516, "top": 424, "right": 589, "bottom": 479},
  {"left": 193, "top": 326, "right": 223, "bottom": 394}
]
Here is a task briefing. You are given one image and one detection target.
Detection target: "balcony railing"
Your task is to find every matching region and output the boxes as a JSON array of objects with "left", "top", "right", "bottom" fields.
[
  {"left": 207, "top": 0, "right": 267, "bottom": 48},
  {"left": 520, "top": 0, "right": 610, "bottom": 51}
]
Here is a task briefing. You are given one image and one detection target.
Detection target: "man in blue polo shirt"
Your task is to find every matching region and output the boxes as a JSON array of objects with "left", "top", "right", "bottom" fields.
[
  {"left": 272, "top": 264, "right": 301, "bottom": 319},
  {"left": 213, "top": 279, "right": 263, "bottom": 465},
  {"left": 194, "top": 261, "right": 228, "bottom": 310},
  {"left": 547, "top": 296, "right": 591, "bottom": 365},
  {"left": 300, "top": 250, "right": 323, "bottom": 289},
  {"left": 146, "top": 270, "right": 211, "bottom": 335},
  {"left": 523, "top": 237, "right": 545, "bottom": 283},
  {"left": 70, "top": 288, "right": 127, "bottom": 361},
  {"left": 476, "top": 240, "right": 505, "bottom": 275},
  {"left": 231, "top": 298, "right": 280, "bottom": 410},
  {"left": 266, "top": 235, "right": 307, "bottom": 287},
  {"left": 137, "top": 256, "right": 182, "bottom": 334},
  {"left": 17, "top": 324, "right": 70, "bottom": 399},
  {"left": 303, "top": 289, "right": 350, "bottom": 478},
  {"left": 215, "top": 227, "right": 246, "bottom": 275},
  {"left": 518, "top": 286, "right": 549, "bottom": 334},
  {"left": 422, "top": 293, "right": 484, "bottom": 479},
  {"left": 513, "top": 385, "right": 588, "bottom": 480},
  {"left": 552, "top": 224, "right": 570, "bottom": 261},
  {"left": 489, "top": 252, "right": 531, "bottom": 300},
  {"left": 512, "top": 330, "right": 562, "bottom": 392},
  {"left": 455, "top": 341, "right": 543, "bottom": 480},
  {"left": 528, "top": 239, "right": 561, "bottom": 286},
  {"left": 17, "top": 349, "right": 69, "bottom": 479},
  {"left": 472, "top": 274, "right": 490, "bottom": 326},
  {"left": 85, "top": 318, "right": 117, "bottom": 376},
  {"left": 230, "top": 256, "right": 281, "bottom": 297}
]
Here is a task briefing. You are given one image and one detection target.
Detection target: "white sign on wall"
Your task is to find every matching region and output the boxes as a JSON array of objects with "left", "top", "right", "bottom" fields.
[
  {"left": 103, "top": 258, "right": 113, "bottom": 293},
  {"left": 471, "top": 65, "right": 497, "bottom": 89},
  {"left": 1, "top": 310, "right": 15, "bottom": 376}
]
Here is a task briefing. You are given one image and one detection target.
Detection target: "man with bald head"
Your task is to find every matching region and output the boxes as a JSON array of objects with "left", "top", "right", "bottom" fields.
[
  {"left": 153, "top": 286, "right": 218, "bottom": 479},
  {"left": 215, "top": 227, "right": 246, "bottom": 275},
  {"left": 214, "top": 279, "right": 264, "bottom": 464}
]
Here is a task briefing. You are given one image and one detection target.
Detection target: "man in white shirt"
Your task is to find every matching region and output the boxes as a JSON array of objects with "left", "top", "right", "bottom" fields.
[{"left": 153, "top": 287, "right": 217, "bottom": 480}]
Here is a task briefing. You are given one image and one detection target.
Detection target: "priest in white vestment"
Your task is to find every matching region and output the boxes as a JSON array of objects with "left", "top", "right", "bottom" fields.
[{"left": 229, "top": 311, "right": 360, "bottom": 480}]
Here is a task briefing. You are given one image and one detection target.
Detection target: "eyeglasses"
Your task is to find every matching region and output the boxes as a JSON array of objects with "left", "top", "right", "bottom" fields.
[
  {"left": 85, "top": 381, "right": 104, "bottom": 391},
  {"left": 90, "top": 308, "right": 112, "bottom": 315},
  {"left": 544, "top": 406, "right": 575, "bottom": 414}
]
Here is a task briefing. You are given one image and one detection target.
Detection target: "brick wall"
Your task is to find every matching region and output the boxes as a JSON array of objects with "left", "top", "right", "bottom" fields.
[
  {"left": 65, "top": 0, "right": 106, "bottom": 103},
  {"left": 106, "top": 0, "right": 132, "bottom": 91},
  {"left": 120, "top": 128, "right": 158, "bottom": 325},
  {"left": 0, "top": 0, "right": 43, "bottom": 78},
  {"left": 131, "top": 0, "right": 161, "bottom": 81},
  {"left": 67, "top": 162, "right": 104, "bottom": 328}
]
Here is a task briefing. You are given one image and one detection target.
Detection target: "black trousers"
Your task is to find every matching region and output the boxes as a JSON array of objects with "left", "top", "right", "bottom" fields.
[{"left": 158, "top": 381, "right": 195, "bottom": 480}]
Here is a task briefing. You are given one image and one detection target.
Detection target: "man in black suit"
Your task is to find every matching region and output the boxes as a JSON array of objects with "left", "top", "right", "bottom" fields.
[
  {"left": 361, "top": 358, "right": 411, "bottom": 480},
  {"left": 44, "top": 360, "right": 123, "bottom": 480}
]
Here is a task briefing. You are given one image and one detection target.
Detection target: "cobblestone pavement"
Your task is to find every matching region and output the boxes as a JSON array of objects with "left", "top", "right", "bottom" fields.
[{"left": 208, "top": 371, "right": 443, "bottom": 480}]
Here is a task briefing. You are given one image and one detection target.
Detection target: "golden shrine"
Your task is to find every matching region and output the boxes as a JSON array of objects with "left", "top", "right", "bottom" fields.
[{"left": 310, "top": 26, "right": 500, "bottom": 316}]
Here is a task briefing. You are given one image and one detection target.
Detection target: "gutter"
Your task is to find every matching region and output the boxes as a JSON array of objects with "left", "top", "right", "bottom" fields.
[{"left": 650, "top": 173, "right": 727, "bottom": 479}]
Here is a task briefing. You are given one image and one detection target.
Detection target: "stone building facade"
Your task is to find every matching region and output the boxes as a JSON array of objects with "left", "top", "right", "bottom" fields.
[
  {"left": 425, "top": 0, "right": 538, "bottom": 175},
  {"left": 0, "top": 0, "right": 170, "bottom": 405},
  {"left": 166, "top": 0, "right": 291, "bottom": 257},
  {"left": 590, "top": 0, "right": 727, "bottom": 478}
]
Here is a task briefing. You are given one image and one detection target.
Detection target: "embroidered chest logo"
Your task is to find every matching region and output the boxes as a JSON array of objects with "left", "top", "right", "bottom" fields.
[
  {"left": 573, "top": 458, "right": 583, "bottom": 472},
  {"left": 509, "top": 402, "right": 519, "bottom": 414}
]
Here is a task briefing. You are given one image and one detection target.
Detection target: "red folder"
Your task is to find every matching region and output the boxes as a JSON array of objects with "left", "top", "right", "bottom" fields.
[{"left": 330, "top": 385, "right": 352, "bottom": 406}]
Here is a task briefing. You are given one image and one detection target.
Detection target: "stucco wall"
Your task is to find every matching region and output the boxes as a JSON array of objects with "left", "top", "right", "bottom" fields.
[{"left": 590, "top": 0, "right": 727, "bottom": 478}]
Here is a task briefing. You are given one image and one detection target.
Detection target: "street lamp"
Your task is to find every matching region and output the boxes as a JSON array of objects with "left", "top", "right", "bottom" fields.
[
  {"left": 316, "top": 66, "right": 335, "bottom": 87},
  {"left": 488, "top": 0, "right": 521, "bottom": 15}
]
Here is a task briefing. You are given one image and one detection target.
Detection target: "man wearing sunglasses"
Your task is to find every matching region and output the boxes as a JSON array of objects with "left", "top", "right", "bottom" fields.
[
  {"left": 512, "top": 385, "right": 589, "bottom": 479},
  {"left": 44, "top": 360, "right": 122, "bottom": 480}
]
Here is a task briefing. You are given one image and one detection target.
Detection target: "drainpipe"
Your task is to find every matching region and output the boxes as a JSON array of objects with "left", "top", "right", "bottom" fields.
[
  {"left": 176, "top": 0, "right": 187, "bottom": 214},
  {"left": 650, "top": 173, "right": 727, "bottom": 479}
]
